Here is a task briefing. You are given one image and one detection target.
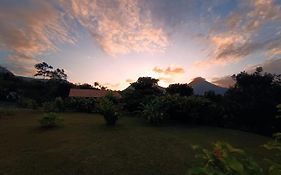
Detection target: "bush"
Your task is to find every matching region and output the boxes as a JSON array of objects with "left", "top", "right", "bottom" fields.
[
  {"left": 189, "top": 141, "right": 263, "bottom": 175},
  {"left": 98, "top": 94, "right": 119, "bottom": 126},
  {"left": 141, "top": 97, "right": 168, "bottom": 125},
  {"left": 65, "top": 97, "right": 96, "bottom": 113},
  {"left": 39, "top": 113, "right": 63, "bottom": 128},
  {"left": 18, "top": 97, "right": 38, "bottom": 109},
  {"left": 263, "top": 133, "right": 281, "bottom": 175},
  {"left": 151, "top": 95, "right": 223, "bottom": 125}
]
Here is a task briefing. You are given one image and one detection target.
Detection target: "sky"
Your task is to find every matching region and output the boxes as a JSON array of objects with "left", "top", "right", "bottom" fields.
[{"left": 0, "top": 0, "right": 281, "bottom": 90}]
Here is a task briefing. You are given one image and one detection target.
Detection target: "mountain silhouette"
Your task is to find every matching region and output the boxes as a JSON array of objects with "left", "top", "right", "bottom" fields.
[
  {"left": 0, "top": 65, "right": 14, "bottom": 76},
  {"left": 188, "top": 77, "right": 227, "bottom": 95}
]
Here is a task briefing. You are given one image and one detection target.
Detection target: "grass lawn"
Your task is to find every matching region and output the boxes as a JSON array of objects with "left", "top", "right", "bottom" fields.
[{"left": 0, "top": 111, "right": 278, "bottom": 175}]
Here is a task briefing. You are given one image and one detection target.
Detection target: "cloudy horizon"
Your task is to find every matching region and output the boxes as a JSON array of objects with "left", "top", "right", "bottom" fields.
[{"left": 0, "top": 0, "right": 281, "bottom": 90}]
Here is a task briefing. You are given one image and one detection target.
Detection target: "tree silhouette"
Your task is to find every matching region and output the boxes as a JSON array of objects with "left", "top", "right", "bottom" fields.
[
  {"left": 225, "top": 67, "right": 281, "bottom": 134},
  {"left": 166, "top": 83, "right": 193, "bottom": 96},
  {"left": 51, "top": 68, "right": 67, "bottom": 80},
  {"left": 34, "top": 62, "right": 53, "bottom": 79},
  {"left": 34, "top": 62, "right": 67, "bottom": 81}
]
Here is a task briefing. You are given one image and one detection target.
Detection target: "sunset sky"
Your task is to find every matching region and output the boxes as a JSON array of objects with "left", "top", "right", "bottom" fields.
[{"left": 0, "top": 0, "right": 281, "bottom": 90}]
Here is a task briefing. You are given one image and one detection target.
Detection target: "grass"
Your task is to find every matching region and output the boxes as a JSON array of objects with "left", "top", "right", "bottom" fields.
[{"left": 0, "top": 111, "right": 278, "bottom": 175}]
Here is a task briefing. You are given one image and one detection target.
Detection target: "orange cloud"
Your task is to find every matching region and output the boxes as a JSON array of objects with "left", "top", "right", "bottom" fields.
[
  {"left": 153, "top": 66, "right": 185, "bottom": 75},
  {"left": 158, "top": 77, "right": 174, "bottom": 84},
  {"left": 0, "top": 1, "right": 74, "bottom": 75},
  {"left": 201, "top": 0, "right": 281, "bottom": 65},
  {"left": 126, "top": 79, "right": 134, "bottom": 83},
  {"left": 6, "top": 54, "right": 37, "bottom": 76},
  {"left": 267, "top": 48, "right": 281, "bottom": 57},
  {"left": 62, "top": 0, "right": 168, "bottom": 56},
  {"left": 102, "top": 82, "right": 121, "bottom": 90}
]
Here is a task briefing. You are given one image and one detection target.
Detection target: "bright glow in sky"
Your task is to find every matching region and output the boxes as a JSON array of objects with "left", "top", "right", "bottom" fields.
[{"left": 0, "top": 0, "right": 281, "bottom": 90}]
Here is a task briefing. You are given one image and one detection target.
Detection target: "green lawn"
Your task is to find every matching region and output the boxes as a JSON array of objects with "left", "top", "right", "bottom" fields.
[{"left": 0, "top": 111, "right": 277, "bottom": 175}]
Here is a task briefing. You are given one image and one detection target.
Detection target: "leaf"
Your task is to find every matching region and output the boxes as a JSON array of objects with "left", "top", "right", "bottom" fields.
[
  {"left": 269, "top": 165, "right": 281, "bottom": 175},
  {"left": 225, "top": 157, "right": 244, "bottom": 174}
]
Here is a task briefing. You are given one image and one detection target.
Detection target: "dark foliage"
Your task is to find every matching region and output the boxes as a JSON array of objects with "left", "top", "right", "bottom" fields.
[
  {"left": 166, "top": 83, "right": 193, "bottom": 96},
  {"left": 224, "top": 67, "right": 281, "bottom": 134},
  {"left": 141, "top": 96, "right": 168, "bottom": 125},
  {"left": 122, "top": 77, "right": 164, "bottom": 112},
  {"left": 34, "top": 62, "right": 53, "bottom": 79},
  {"left": 34, "top": 62, "right": 67, "bottom": 80},
  {"left": 65, "top": 97, "right": 96, "bottom": 113},
  {"left": 39, "top": 113, "right": 63, "bottom": 128},
  {"left": 97, "top": 93, "right": 120, "bottom": 126}
]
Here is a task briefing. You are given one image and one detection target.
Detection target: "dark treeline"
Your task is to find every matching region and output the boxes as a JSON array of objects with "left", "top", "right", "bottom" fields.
[
  {"left": 1, "top": 63, "right": 281, "bottom": 135},
  {"left": 0, "top": 62, "right": 105, "bottom": 108},
  {"left": 122, "top": 67, "right": 281, "bottom": 135}
]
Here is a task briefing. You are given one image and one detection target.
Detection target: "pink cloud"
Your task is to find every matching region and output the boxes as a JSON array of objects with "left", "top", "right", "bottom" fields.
[
  {"left": 62, "top": 0, "right": 168, "bottom": 56},
  {"left": 0, "top": 1, "right": 74, "bottom": 76},
  {"left": 153, "top": 66, "right": 185, "bottom": 75}
]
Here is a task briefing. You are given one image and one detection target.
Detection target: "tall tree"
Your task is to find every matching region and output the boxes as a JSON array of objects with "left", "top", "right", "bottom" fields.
[
  {"left": 34, "top": 62, "right": 53, "bottom": 79},
  {"left": 225, "top": 67, "right": 281, "bottom": 134},
  {"left": 123, "top": 77, "right": 162, "bottom": 111}
]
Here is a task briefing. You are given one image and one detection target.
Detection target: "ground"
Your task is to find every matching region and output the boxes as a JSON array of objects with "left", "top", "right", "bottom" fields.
[{"left": 0, "top": 111, "right": 277, "bottom": 175}]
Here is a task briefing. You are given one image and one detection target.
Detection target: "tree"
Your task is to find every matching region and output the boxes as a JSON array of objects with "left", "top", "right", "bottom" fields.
[
  {"left": 166, "top": 83, "right": 193, "bottom": 96},
  {"left": 34, "top": 62, "right": 68, "bottom": 81},
  {"left": 51, "top": 68, "right": 67, "bottom": 80},
  {"left": 93, "top": 82, "right": 107, "bottom": 90},
  {"left": 34, "top": 62, "right": 53, "bottom": 79},
  {"left": 225, "top": 67, "right": 281, "bottom": 134},
  {"left": 131, "top": 77, "right": 159, "bottom": 89},
  {"left": 123, "top": 77, "right": 162, "bottom": 112}
]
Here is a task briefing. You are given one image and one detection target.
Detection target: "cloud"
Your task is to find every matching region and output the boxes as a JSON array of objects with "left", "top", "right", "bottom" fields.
[
  {"left": 1, "top": 0, "right": 168, "bottom": 76},
  {"left": 0, "top": 0, "right": 74, "bottom": 75},
  {"left": 0, "top": 1, "right": 74, "bottom": 54},
  {"left": 267, "top": 48, "right": 281, "bottom": 57},
  {"left": 61, "top": 0, "right": 168, "bottom": 56},
  {"left": 153, "top": 65, "right": 185, "bottom": 86},
  {"left": 212, "top": 76, "right": 235, "bottom": 88},
  {"left": 246, "top": 58, "right": 281, "bottom": 74},
  {"left": 212, "top": 57, "right": 281, "bottom": 88},
  {"left": 158, "top": 77, "right": 174, "bottom": 84},
  {"left": 126, "top": 79, "right": 134, "bottom": 83},
  {"left": 102, "top": 82, "right": 121, "bottom": 90},
  {"left": 202, "top": 0, "right": 281, "bottom": 65},
  {"left": 153, "top": 66, "right": 185, "bottom": 75},
  {"left": 4, "top": 54, "right": 37, "bottom": 76}
]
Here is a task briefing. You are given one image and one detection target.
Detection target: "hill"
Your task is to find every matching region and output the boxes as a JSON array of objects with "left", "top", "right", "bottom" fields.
[
  {"left": 188, "top": 77, "right": 227, "bottom": 95},
  {"left": 0, "top": 65, "right": 14, "bottom": 76}
]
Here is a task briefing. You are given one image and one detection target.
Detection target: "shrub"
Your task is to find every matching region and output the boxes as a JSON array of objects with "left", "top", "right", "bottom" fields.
[
  {"left": 65, "top": 97, "right": 96, "bottom": 113},
  {"left": 97, "top": 93, "right": 119, "bottom": 126},
  {"left": 141, "top": 97, "right": 168, "bottom": 125},
  {"left": 189, "top": 141, "right": 263, "bottom": 175},
  {"left": 263, "top": 133, "right": 281, "bottom": 175},
  {"left": 152, "top": 95, "right": 223, "bottom": 125},
  {"left": 39, "top": 113, "right": 63, "bottom": 128},
  {"left": 0, "top": 108, "right": 15, "bottom": 118},
  {"left": 18, "top": 97, "right": 38, "bottom": 109}
]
